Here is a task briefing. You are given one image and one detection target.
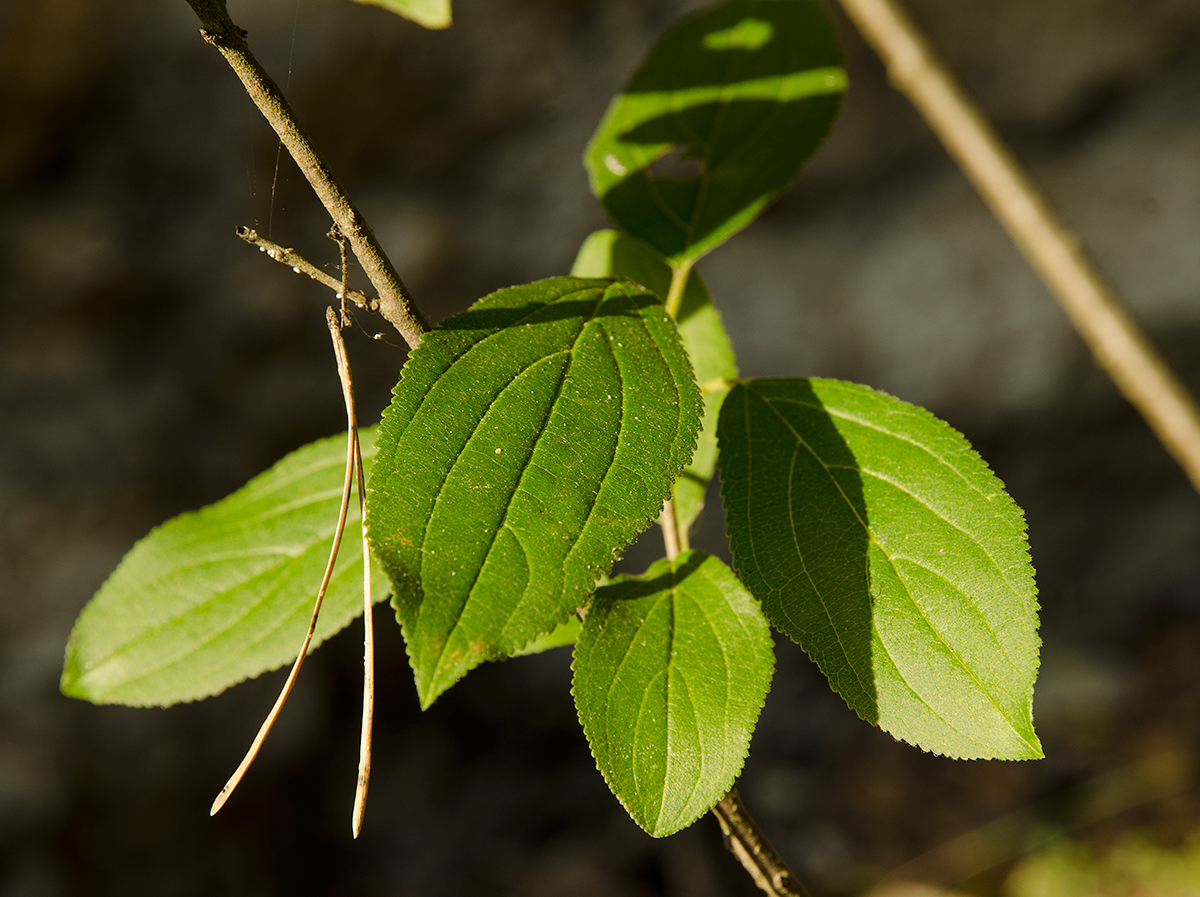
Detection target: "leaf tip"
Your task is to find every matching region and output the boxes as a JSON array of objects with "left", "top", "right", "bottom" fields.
[
  {"left": 59, "top": 643, "right": 93, "bottom": 702},
  {"left": 351, "top": 0, "right": 451, "bottom": 29}
]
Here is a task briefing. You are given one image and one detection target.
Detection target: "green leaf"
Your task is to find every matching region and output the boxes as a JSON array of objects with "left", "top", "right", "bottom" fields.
[
  {"left": 584, "top": 0, "right": 845, "bottom": 264},
  {"left": 353, "top": 0, "right": 451, "bottom": 28},
  {"left": 718, "top": 379, "right": 1042, "bottom": 760},
  {"left": 572, "top": 550, "right": 774, "bottom": 837},
  {"left": 367, "top": 277, "right": 703, "bottom": 708},
  {"left": 510, "top": 615, "right": 582, "bottom": 658},
  {"left": 571, "top": 229, "right": 738, "bottom": 536},
  {"left": 61, "top": 428, "right": 388, "bottom": 707}
]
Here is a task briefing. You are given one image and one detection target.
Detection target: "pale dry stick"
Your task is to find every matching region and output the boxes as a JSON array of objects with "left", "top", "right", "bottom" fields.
[
  {"left": 351, "top": 428, "right": 375, "bottom": 838},
  {"left": 713, "top": 788, "right": 813, "bottom": 897},
  {"left": 238, "top": 226, "right": 380, "bottom": 314},
  {"left": 324, "top": 308, "right": 376, "bottom": 838},
  {"left": 836, "top": 0, "right": 1200, "bottom": 494},
  {"left": 210, "top": 383, "right": 357, "bottom": 816},
  {"left": 185, "top": 0, "right": 428, "bottom": 348}
]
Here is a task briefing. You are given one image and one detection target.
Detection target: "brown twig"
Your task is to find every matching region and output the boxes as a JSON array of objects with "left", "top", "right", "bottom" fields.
[
  {"left": 185, "top": 0, "right": 428, "bottom": 349},
  {"left": 237, "top": 226, "right": 380, "bottom": 314},
  {"left": 713, "top": 788, "right": 812, "bottom": 897},
  {"left": 836, "top": 0, "right": 1200, "bottom": 495}
]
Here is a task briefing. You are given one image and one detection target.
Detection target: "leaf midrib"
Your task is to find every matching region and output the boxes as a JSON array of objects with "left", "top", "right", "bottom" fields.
[{"left": 421, "top": 293, "right": 606, "bottom": 687}]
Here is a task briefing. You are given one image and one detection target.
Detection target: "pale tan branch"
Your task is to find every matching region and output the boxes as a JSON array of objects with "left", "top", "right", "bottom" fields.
[
  {"left": 837, "top": 0, "right": 1200, "bottom": 494},
  {"left": 325, "top": 307, "right": 375, "bottom": 838},
  {"left": 351, "top": 428, "right": 375, "bottom": 839},
  {"left": 186, "top": 0, "right": 428, "bottom": 348}
]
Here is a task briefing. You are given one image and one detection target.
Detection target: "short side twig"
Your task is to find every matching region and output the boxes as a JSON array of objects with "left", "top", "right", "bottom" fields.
[
  {"left": 185, "top": 0, "right": 428, "bottom": 349},
  {"left": 238, "top": 227, "right": 380, "bottom": 314},
  {"left": 836, "top": 0, "right": 1200, "bottom": 495},
  {"left": 713, "top": 788, "right": 812, "bottom": 897}
]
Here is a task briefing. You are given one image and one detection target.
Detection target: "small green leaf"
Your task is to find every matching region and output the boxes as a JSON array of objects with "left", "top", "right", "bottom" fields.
[
  {"left": 571, "top": 229, "right": 738, "bottom": 535},
  {"left": 61, "top": 429, "right": 388, "bottom": 707},
  {"left": 584, "top": 0, "right": 844, "bottom": 264},
  {"left": 368, "top": 277, "right": 702, "bottom": 708},
  {"left": 718, "top": 379, "right": 1042, "bottom": 760},
  {"left": 510, "top": 615, "right": 582, "bottom": 658},
  {"left": 573, "top": 550, "right": 774, "bottom": 837},
  {"left": 353, "top": 0, "right": 451, "bottom": 28}
]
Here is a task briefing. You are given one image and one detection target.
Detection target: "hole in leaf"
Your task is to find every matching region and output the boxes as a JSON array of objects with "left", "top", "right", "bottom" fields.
[
  {"left": 702, "top": 17, "right": 774, "bottom": 52},
  {"left": 647, "top": 145, "right": 705, "bottom": 181}
]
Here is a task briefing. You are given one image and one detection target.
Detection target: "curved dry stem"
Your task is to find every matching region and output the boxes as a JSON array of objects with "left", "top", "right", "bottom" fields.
[
  {"left": 322, "top": 302, "right": 375, "bottom": 839},
  {"left": 351, "top": 428, "right": 374, "bottom": 839},
  {"left": 211, "top": 391, "right": 356, "bottom": 816}
]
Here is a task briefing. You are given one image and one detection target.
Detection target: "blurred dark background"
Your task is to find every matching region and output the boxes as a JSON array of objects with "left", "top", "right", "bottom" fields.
[{"left": 3, "top": 0, "right": 1200, "bottom": 894}]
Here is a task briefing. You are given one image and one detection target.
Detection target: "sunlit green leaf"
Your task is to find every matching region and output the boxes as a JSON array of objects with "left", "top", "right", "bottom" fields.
[
  {"left": 571, "top": 229, "right": 737, "bottom": 536},
  {"left": 573, "top": 550, "right": 774, "bottom": 837},
  {"left": 61, "top": 429, "right": 387, "bottom": 707},
  {"left": 353, "top": 0, "right": 451, "bottom": 29},
  {"left": 585, "top": 0, "right": 844, "bottom": 264},
  {"left": 718, "top": 378, "right": 1042, "bottom": 760},
  {"left": 368, "top": 277, "right": 702, "bottom": 708}
]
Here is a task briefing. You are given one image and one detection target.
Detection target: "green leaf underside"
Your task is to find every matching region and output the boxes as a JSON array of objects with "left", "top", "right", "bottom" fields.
[
  {"left": 571, "top": 229, "right": 737, "bottom": 535},
  {"left": 585, "top": 0, "right": 844, "bottom": 264},
  {"left": 352, "top": 0, "right": 451, "bottom": 29},
  {"left": 510, "top": 615, "right": 582, "bottom": 657},
  {"left": 718, "top": 379, "right": 1041, "bottom": 760},
  {"left": 61, "top": 428, "right": 388, "bottom": 707},
  {"left": 573, "top": 551, "right": 774, "bottom": 837},
  {"left": 367, "top": 277, "right": 702, "bottom": 709}
]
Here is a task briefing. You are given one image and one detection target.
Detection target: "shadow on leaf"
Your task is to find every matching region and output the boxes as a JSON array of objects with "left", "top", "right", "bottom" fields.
[{"left": 723, "top": 378, "right": 877, "bottom": 725}]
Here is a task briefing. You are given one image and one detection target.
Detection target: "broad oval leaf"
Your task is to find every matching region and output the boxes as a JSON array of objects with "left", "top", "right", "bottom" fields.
[
  {"left": 572, "top": 550, "right": 774, "bottom": 837},
  {"left": 61, "top": 428, "right": 388, "bottom": 707},
  {"left": 367, "top": 277, "right": 702, "bottom": 708},
  {"left": 353, "top": 0, "right": 451, "bottom": 29},
  {"left": 571, "top": 229, "right": 738, "bottom": 536},
  {"left": 718, "top": 379, "right": 1042, "bottom": 760},
  {"left": 585, "top": 0, "right": 845, "bottom": 264}
]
